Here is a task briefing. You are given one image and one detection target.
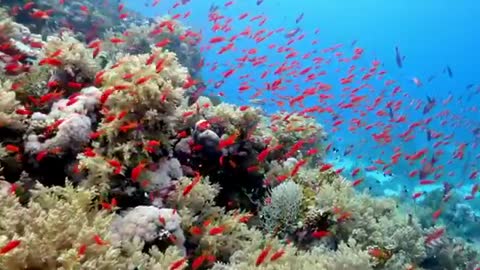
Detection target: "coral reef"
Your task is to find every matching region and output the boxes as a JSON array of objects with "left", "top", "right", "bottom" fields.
[
  {"left": 0, "top": 2, "right": 479, "bottom": 270},
  {"left": 0, "top": 182, "right": 185, "bottom": 269}
]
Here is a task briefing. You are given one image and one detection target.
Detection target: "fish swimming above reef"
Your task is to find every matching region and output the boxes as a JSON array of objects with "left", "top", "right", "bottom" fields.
[
  {"left": 285, "top": 27, "right": 301, "bottom": 39},
  {"left": 444, "top": 65, "right": 453, "bottom": 78},
  {"left": 395, "top": 46, "right": 404, "bottom": 68},
  {"left": 295, "top": 12, "right": 304, "bottom": 24},
  {"left": 209, "top": 4, "right": 220, "bottom": 13},
  {"left": 423, "top": 96, "right": 436, "bottom": 114}
]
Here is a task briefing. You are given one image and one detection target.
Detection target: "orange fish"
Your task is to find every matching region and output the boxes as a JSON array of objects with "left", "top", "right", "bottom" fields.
[
  {"left": 208, "top": 226, "right": 224, "bottom": 236},
  {"left": 131, "top": 162, "right": 146, "bottom": 181},
  {"left": 0, "top": 240, "right": 21, "bottom": 254},
  {"left": 255, "top": 245, "right": 272, "bottom": 266}
]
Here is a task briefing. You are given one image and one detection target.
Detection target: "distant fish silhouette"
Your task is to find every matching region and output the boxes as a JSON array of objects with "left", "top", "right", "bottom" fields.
[
  {"left": 427, "top": 75, "right": 436, "bottom": 82},
  {"left": 387, "top": 105, "right": 394, "bottom": 120},
  {"left": 256, "top": 0, "right": 264, "bottom": 5},
  {"left": 423, "top": 96, "right": 436, "bottom": 114},
  {"left": 395, "top": 46, "right": 404, "bottom": 68},
  {"left": 209, "top": 4, "right": 219, "bottom": 13},
  {"left": 295, "top": 12, "right": 304, "bottom": 24},
  {"left": 444, "top": 65, "right": 453, "bottom": 78}
]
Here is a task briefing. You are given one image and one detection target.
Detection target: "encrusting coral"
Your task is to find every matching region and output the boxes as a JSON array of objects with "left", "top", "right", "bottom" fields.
[{"left": 0, "top": 2, "right": 479, "bottom": 270}]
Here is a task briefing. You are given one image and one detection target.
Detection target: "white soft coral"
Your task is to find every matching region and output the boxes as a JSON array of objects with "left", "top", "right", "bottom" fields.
[
  {"left": 110, "top": 206, "right": 185, "bottom": 255},
  {"left": 24, "top": 86, "right": 101, "bottom": 154}
]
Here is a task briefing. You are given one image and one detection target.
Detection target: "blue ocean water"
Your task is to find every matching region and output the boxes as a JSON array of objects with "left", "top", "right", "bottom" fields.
[{"left": 127, "top": 0, "right": 480, "bottom": 240}]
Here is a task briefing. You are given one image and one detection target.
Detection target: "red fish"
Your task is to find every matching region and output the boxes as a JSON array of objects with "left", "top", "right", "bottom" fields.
[
  {"left": 208, "top": 226, "right": 225, "bottom": 235},
  {"left": 255, "top": 246, "right": 272, "bottom": 266},
  {"left": 131, "top": 162, "right": 146, "bottom": 181},
  {"left": 0, "top": 240, "right": 21, "bottom": 254}
]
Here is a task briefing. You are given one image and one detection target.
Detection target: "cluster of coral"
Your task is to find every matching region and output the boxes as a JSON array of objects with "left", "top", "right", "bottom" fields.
[{"left": 0, "top": 2, "right": 479, "bottom": 270}]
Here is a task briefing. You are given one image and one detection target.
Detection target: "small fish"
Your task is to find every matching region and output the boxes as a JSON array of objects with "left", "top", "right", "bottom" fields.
[
  {"left": 119, "top": 121, "right": 139, "bottom": 133},
  {"left": 30, "top": 10, "right": 50, "bottom": 19},
  {"left": 285, "top": 27, "right": 300, "bottom": 39},
  {"left": 110, "top": 37, "right": 125, "bottom": 44},
  {"left": 269, "top": 249, "right": 285, "bottom": 262},
  {"left": 189, "top": 226, "right": 202, "bottom": 235},
  {"left": 432, "top": 209, "right": 442, "bottom": 220},
  {"left": 5, "top": 144, "right": 20, "bottom": 153},
  {"left": 312, "top": 230, "right": 330, "bottom": 238},
  {"left": 412, "top": 77, "right": 422, "bottom": 87},
  {"left": 39, "top": 57, "right": 62, "bottom": 67},
  {"left": 423, "top": 96, "right": 435, "bottom": 114},
  {"left": 412, "top": 191, "right": 424, "bottom": 200},
  {"left": 77, "top": 244, "right": 87, "bottom": 257},
  {"left": 36, "top": 150, "right": 48, "bottom": 162},
  {"left": 169, "top": 258, "right": 187, "bottom": 270},
  {"left": 352, "top": 178, "right": 364, "bottom": 187},
  {"left": 93, "top": 234, "right": 106, "bottom": 245},
  {"left": 209, "top": 36, "right": 225, "bottom": 44},
  {"left": 0, "top": 240, "right": 21, "bottom": 254},
  {"left": 444, "top": 65, "right": 453, "bottom": 78},
  {"left": 131, "top": 162, "right": 146, "bottom": 181},
  {"left": 192, "top": 254, "right": 212, "bottom": 270},
  {"left": 208, "top": 226, "right": 225, "bottom": 235},
  {"left": 320, "top": 163, "right": 334, "bottom": 172},
  {"left": 135, "top": 76, "right": 152, "bottom": 85},
  {"left": 425, "top": 228, "right": 445, "bottom": 246},
  {"left": 155, "top": 38, "right": 170, "bottom": 47},
  {"left": 255, "top": 246, "right": 272, "bottom": 266},
  {"left": 295, "top": 12, "right": 304, "bottom": 24},
  {"left": 395, "top": 46, "right": 404, "bottom": 68}
]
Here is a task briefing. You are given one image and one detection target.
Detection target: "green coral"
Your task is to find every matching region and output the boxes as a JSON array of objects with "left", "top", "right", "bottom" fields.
[
  {"left": 314, "top": 177, "right": 427, "bottom": 268},
  {"left": 78, "top": 47, "right": 189, "bottom": 190},
  {"left": 260, "top": 181, "right": 303, "bottom": 235},
  {"left": 103, "top": 15, "right": 201, "bottom": 76},
  {"left": 212, "top": 238, "right": 372, "bottom": 270},
  {"left": 43, "top": 32, "right": 102, "bottom": 80}
]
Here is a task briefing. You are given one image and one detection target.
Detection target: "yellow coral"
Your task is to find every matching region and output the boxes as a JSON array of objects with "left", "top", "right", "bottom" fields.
[
  {"left": 43, "top": 32, "right": 102, "bottom": 79},
  {"left": 0, "top": 183, "right": 185, "bottom": 270},
  {"left": 0, "top": 79, "right": 25, "bottom": 130}
]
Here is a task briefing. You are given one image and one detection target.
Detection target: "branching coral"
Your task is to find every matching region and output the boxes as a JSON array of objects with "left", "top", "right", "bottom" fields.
[
  {"left": 103, "top": 15, "right": 202, "bottom": 77},
  {"left": 166, "top": 176, "right": 265, "bottom": 263},
  {"left": 257, "top": 111, "right": 327, "bottom": 157},
  {"left": 0, "top": 182, "right": 187, "bottom": 270},
  {"left": 76, "top": 47, "right": 188, "bottom": 194},
  {"left": 314, "top": 176, "right": 427, "bottom": 268},
  {"left": 96, "top": 47, "right": 187, "bottom": 147},
  {"left": 43, "top": 31, "right": 102, "bottom": 81},
  {"left": 260, "top": 181, "right": 303, "bottom": 235},
  {"left": 212, "top": 237, "right": 372, "bottom": 270}
]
